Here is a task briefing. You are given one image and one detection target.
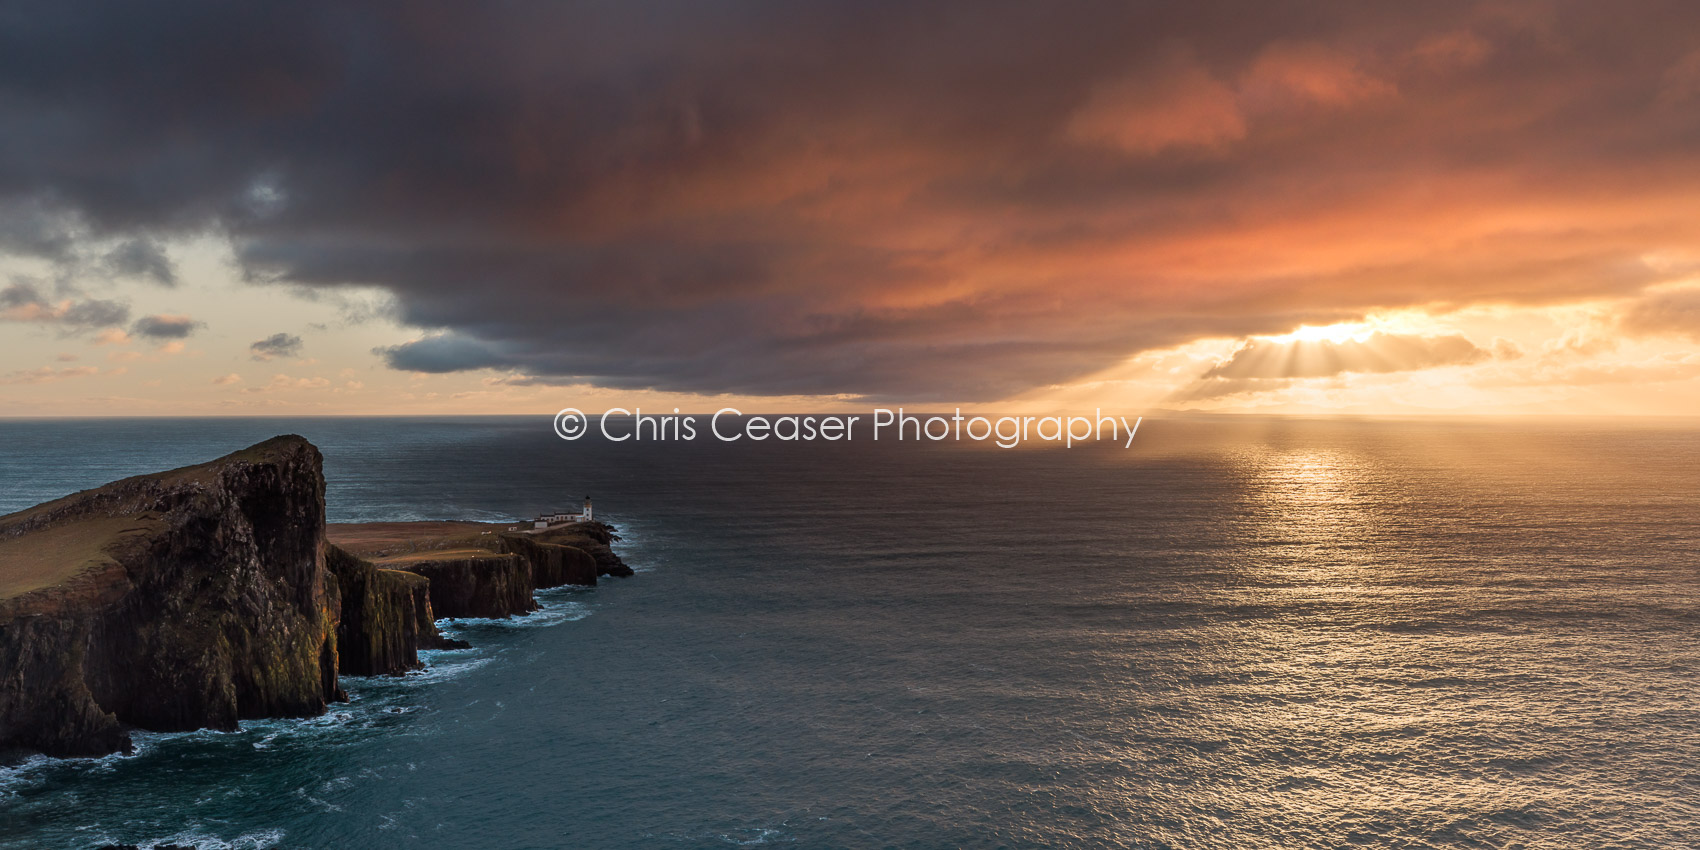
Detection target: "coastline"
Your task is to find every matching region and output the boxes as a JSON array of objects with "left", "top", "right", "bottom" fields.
[{"left": 0, "top": 435, "right": 632, "bottom": 761}]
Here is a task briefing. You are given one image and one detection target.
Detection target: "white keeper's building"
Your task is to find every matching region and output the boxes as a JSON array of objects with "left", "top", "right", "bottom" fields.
[{"left": 534, "top": 496, "right": 593, "bottom": 529}]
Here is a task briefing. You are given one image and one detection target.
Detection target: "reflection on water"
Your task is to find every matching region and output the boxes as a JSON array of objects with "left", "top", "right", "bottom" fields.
[{"left": 1, "top": 416, "right": 1698, "bottom": 848}]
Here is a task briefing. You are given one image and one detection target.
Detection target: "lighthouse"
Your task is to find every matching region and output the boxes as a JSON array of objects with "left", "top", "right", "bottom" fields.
[{"left": 531, "top": 496, "right": 595, "bottom": 529}]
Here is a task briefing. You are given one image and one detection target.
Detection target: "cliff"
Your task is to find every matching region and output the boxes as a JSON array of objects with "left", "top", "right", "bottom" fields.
[
  {"left": 376, "top": 551, "right": 538, "bottom": 620},
  {"left": 0, "top": 436, "right": 341, "bottom": 757},
  {"left": 530, "top": 522, "right": 634, "bottom": 578},
  {"left": 324, "top": 544, "right": 467, "bottom": 676},
  {"left": 325, "top": 519, "right": 633, "bottom": 594},
  {"left": 0, "top": 438, "right": 635, "bottom": 758},
  {"left": 498, "top": 534, "right": 599, "bottom": 587}
]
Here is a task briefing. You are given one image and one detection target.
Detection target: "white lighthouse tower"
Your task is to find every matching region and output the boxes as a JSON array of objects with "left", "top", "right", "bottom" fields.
[{"left": 581, "top": 495, "right": 593, "bottom": 522}]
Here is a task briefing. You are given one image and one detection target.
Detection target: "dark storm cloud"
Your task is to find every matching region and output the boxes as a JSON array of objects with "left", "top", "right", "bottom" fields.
[
  {"left": 249, "top": 332, "right": 304, "bottom": 360},
  {"left": 375, "top": 334, "right": 504, "bottom": 374},
  {"left": 3, "top": 0, "right": 1699, "bottom": 398},
  {"left": 103, "top": 238, "right": 176, "bottom": 286},
  {"left": 131, "top": 314, "right": 199, "bottom": 339},
  {"left": 0, "top": 200, "right": 77, "bottom": 261}
]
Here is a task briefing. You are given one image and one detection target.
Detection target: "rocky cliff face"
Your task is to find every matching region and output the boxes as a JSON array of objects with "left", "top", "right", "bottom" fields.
[
  {"left": 0, "top": 438, "right": 636, "bottom": 758},
  {"left": 325, "top": 544, "right": 466, "bottom": 677},
  {"left": 386, "top": 553, "right": 539, "bottom": 620},
  {"left": 325, "top": 520, "right": 628, "bottom": 599},
  {"left": 0, "top": 436, "right": 341, "bottom": 757},
  {"left": 529, "top": 522, "right": 634, "bottom": 578},
  {"left": 492, "top": 534, "right": 599, "bottom": 587}
]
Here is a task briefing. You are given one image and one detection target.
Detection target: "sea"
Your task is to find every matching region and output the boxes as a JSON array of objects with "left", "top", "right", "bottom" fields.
[{"left": 1, "top": 415, "right": 1698, "bottom": 849}]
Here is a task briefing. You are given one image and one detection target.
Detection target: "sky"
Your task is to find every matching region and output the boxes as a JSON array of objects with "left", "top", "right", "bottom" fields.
[{"left": 2, "top": 0, "right": 1699, "bottom": 416}]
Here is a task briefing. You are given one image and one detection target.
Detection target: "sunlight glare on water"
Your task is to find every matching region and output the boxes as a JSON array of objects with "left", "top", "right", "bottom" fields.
[{"left": 1, "top": 416, "right": 1697, "bottom": 849}]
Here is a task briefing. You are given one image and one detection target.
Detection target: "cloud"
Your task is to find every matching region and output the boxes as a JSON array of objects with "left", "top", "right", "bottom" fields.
[
  {"left": 1180, "top": 331, "right": 1491, "bottom": 400},
  {"left": 0, "top": 365, "right": 101, "bottom": 385},
  {"left": 1408, "top": 30, "right": 1493, "bottom": 71},
  {"left": 130, "top": 313, "right": 200, "bottom": 339},
  {"left": 0, "top": 199, "right": 78, "bottom": 261},
  {"left": 1067, "top": 51, "right": 1245, "bottom": 154},
  {"left": 2, "top": 2, "right": 1699, "bottom": 399},
  {"left": 0, "top": 282, "right": 130, "bottom": 329},
  {"left": 1203, "top": 332, "right": 1491, "bottom": 380},
  {"left": 249, "top": 332, "right": 304, "bottom": 360},
  {"left": 240, "top": 373, "right": 331, "bottom": 393},
  {"left": 1239, "top": 42, "right": 1395, "bottom": 109},
  {"left": 102, "top": 238, "right": 177, "bottom": 285},
  {"left": 1620, "top": 288, "right": 1700, "bottom": 340},
  {"left": 211, "top": 372, "right": 242, "bottom": 385},
  {"left": 375, "top": 334, "right": 509, "bottom": 374},
  {"left": 0, "top": 199, "right": 180, "bottom": 287}
]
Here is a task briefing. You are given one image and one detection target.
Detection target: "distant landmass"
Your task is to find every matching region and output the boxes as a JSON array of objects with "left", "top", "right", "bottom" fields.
[{"left": 0, "top": 435, "right": 630, "bottom": 758}]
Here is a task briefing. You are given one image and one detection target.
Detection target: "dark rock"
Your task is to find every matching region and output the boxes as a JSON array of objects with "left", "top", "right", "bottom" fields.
[
  {"left": 384, "top": 553, "right": 538, "bottom": 619},
  {"left": 531, "top": 521, "right": 634, "bottom": 577},
  {"left": 495, "top": 533, "right": 598, "bottom": 588},
  {"left": 325, "top": 544, "right": 462, "bottom": 675},
  {"left": 0, "top": 436, "right": 341, "bottom": 757},
  {"left": 0, "top": 436, "right": 510, "bottom": 759}
]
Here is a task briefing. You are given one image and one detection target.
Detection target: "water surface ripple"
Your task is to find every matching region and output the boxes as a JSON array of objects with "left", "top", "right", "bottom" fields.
[{"left": 1, "top": 416, "right": 1697, "bottom": 848}]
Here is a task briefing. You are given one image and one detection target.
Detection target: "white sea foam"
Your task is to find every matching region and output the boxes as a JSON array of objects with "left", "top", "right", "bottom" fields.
[
  {"left": 388, "top": 653, "right": 497, "bottom": 685},
  {"left": 436, "top": 593, "right": 593, "bottom": 638},
  {"left": 0, "top": 752, "right": 59, "bottom": 797},
  {"left": 0, "top": 727, "right": 186, "bottom": 798},
  {"left": 135, "top": 828, "right": 286, "bottom": 849}
]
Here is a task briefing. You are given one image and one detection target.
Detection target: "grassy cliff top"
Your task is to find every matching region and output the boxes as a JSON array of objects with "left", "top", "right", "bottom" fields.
[
  {"left": 0, "top": 435, "right": 314, "bottom": 606},
  {"left": 0, "top": 435, "right": 315, "bottom": 531},
  {"left": 327, "top": 521, "right": 520, "bottom": 560},
  {"left": 327, "top": 520, "right": 609, "bottom": 563},
  {"left": 371, "top": 548, "right": 517, "bottom": 566},
  {"left": 0, "top": 514, "right": 162, "bottom": 605}
]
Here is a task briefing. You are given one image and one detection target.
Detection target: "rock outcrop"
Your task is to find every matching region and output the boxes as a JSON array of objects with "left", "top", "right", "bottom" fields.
[
  {"left": 0, "top": 437, "right": 637, "bottom": 758},
  {"left": 531, "top": 522, "right": 634, "bottom": 578},
  {"left": 491, "top": 534, "right": 599, "bottom": 588},
  {"left": 325, "top": 544, "right": 466, "bottom": 676},
  {"left": 0, "top": 436, "right": 341, "bottom": 757},
  {"left": 324, "top": 520, "right": 633, "bottom": 598},
  {"left": 382, "top": 552, "right": 539, "bottom": 620}
]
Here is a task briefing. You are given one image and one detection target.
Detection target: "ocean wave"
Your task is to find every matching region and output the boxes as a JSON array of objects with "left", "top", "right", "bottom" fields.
[
  {"left": 1, "top": 589, "right": 583, "bottom": 802},
  {"left": 86, "top": 828, "right": 286, "bottom": 850},
  {"left": 436, "top": 592, "right": 592, "bottom": 638},
  {"left": 0, "top": 751, "right": 63, "bottom": 798}
]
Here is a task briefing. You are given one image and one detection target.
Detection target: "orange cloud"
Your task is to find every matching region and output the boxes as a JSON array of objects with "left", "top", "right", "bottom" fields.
[
  {"left": 1067, "top": 54, "right": 1245, "bottom": 154},
  {"left": 0, "top": 365, "right": 101, "bottom": 385},
  {"left": 6, "top": 2, "right": 1700, "bottom": 404},
  {"left": 1240, "top": 42, "right": 1395, "bottom": 109},
  {"left": 1619, "top": 288, "right": 1700, "bottom": 340}
]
